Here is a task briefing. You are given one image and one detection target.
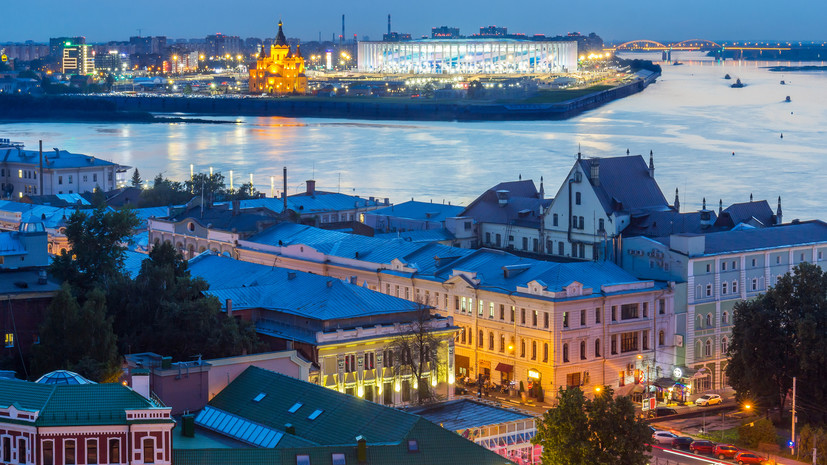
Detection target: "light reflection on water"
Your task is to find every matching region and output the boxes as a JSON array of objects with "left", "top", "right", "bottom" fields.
[{"left": 2, "top": 57, "right": 826, "bottom": 219}]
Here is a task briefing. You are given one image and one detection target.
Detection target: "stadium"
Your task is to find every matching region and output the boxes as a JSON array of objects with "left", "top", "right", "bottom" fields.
[{"left": 357, "top": 39, "right": 577, "bottom": 75}]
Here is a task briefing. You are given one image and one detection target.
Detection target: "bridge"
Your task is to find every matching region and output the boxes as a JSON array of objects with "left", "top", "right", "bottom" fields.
[{"left": 608, "top": 39, "right": 791, "bottom": 52}]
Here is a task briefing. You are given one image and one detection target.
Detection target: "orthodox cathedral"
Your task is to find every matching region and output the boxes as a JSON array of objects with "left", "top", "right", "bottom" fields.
[{"left": 249, "top": 20, "right": 307, "bottom": 95}]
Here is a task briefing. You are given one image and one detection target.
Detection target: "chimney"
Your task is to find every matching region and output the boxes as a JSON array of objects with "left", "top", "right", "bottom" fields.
[
  {"left": 287, "top": 271, "right": 296, "bottom": 280},
  {"left": 674, "top": 188, "right": 680, "bottom": 212},
  {"left": 776, "top": 196, "right": 783, "bottom": 225},
  {"left": 226, "top": 299, "right": 233, "bottom": 317},
  {"left": 130, "top": 368, "right": 151, "bottom": 400},
  {"left": 232, "top": 199, "right": 240, "bottom": 216},
  {"left": 356, "top": 436, "right": 367, "bottom": 463},
  {"left": 539, "top": 176, "right": 544, "bottom": 199},
  {"left": 283, "top": 167, "right": 288, "bottom": 212},
  {"left": 590, "top": 158, "right": 600, "bottom": 186},
  {"left": 306, "top": 179, "right": 316, "bottom": 196},
  {"left": 648, "top": 150, "right": 655, "bottom": 178},
  {"left": 719, "top": 199, "right": 723, "bottom": 214},
  {"left": 388, "top": 14, "right": 391, "bottom": 35},
  {"left": 700, "top": 197, "right": 712, "bottom": 229},
  {"left": 285, "top": 423, "right": 295, "bottom": 435}
]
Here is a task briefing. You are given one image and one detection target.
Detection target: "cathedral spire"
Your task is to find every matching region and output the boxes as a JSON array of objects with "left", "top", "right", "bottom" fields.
[
  {"left": 674, "top": 188, "right": 680, "bottom": 212},
  {"left": 276, "top": 19, "right": 288, "bottom": 46}
]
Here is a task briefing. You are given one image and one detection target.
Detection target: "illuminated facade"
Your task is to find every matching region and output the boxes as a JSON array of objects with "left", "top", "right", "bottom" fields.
[
  {"left": 358, "top": 39, "right": 577, "bottom": 74},
  {"left": 61, "top": 44, "right": 94, "bottom": 75},
  {"left": 249, "top": 21, "right": 307, "bottom": 94}
]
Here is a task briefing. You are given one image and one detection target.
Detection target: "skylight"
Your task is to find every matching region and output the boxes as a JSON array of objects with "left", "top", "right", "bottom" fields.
[
  {"left": 307, "top": 409, "right": 324, "bottom": 420},
  {"left": 253, "top": 393, "right": 267, "bottom": 402},
  {"left": 288, "top": 402, "right": 303, "bottom": 413}
]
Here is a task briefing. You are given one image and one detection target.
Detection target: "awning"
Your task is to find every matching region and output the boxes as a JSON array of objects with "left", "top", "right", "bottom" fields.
[
  {"left": 631, "top": 384, "right": 645, "bottom": 394},
  {"left": 495, "top": 363, "right": 513, "bottom": 373},
  {"left": 654, "top": 377, "right": 678, "bottom": 389}
]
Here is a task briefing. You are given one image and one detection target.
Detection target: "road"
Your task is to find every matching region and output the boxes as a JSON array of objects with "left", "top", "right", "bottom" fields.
[{"left": 650, "top": 445, "right": 730, "bottom": 465}]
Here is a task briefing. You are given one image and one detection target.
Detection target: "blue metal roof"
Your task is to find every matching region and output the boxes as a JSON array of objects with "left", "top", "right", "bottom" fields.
[
  {"left": 188, "top": 254, "right": 423, "bottom": 321},
  {"left": 233, "top": 192, "right": 386, "bottom": 216},
  {"left": 1, "top": 147, "right": 121, "bottom": 169},
  {"left": 461, "top": 180, "right": 549, "bottom": 228},
  {"left": 407, "top": 399, "right": 532, "bottom": 431},
  {"left": 578, "top": 156, "right": 669, "bottom": 214},
  {"left": 669, "top": 220, "right": 827, "bottom": 256},
  {"left": 368, "top": 201, "right": 464, "bottom": 223},
  {"left": 0, "top": 232, "right": 25, "bottom": 256},
  {"left": 374, "top": 229, "right": 455, "bottom": 243},
  {"left": 0, "top": 200, "right": 74, "bottom": 229}
]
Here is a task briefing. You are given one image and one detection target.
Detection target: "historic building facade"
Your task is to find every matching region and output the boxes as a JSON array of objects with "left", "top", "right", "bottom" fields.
[{"left": 248, "top": 21, "right": 307, "bottom": 95}]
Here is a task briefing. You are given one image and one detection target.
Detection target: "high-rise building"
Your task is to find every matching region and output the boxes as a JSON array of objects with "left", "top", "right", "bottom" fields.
[
  {"left": 478, "top": 25, "right": 508, "bottom": 37},
  {"left": 431, "top": 26, "right": 460, "bottom": 39},
  {"left": 49, "top": 36, "right": 85, "bottom": 58},
  {"left": 206, "top": 33, "right": 243, "bottom": 59},
  {"left": 61, "top": 44, "right": 94, "bottom": 75}
]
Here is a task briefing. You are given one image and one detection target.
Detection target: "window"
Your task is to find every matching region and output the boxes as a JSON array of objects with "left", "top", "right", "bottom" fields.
[
  {"left": 696, "top": 341, "right": 703, "bottom": 359},
  {"left": 659, "top": 330, "right": 665, "bottom": 346},
  {"left": 732, "top": 260, "right": 737, "bottom": 269},
  {"left": 595, "top": 308, "right": 601, "bottom": 323},
  {"left": 580, "top": 341, "right": 586, "bottom": 360},
  {"left": 365, "top": 352, "right": 375, "bottom": 369},
  {"left": 697, "top": 315, "right": 704, "bottom": 329},
  {"left": 478, "top": 330, "right": 483, "bottom": 348},
  {"left": 500, "top": 335, "right": 505, "bottom": 352},
  {"left": 544, "top": 312, "right": 549, "bottom": 328},
  {"left": 532, "top": 310, "right": 538, "bottom": 326},
  {"left": 43, "top": 441, "right": 54, "bottom": 465},
  {"left": 83, "top": 175, "right": 88, "bottom": 182},
  {"left": 68, "top": 175, "right": 73, "bottom": 184},
  {"left": 478, "top": 300, "right": 483, "bottom": 317},
  {"left": 488, "top": 332, "right": 494, "bottom": 350},
  {"left": 522, "top": 237, "right": 528, "bottom": 250},
  {"left": 598, "top": 218, "right": 605, "bottom": 231},
  {"left": 344, "top": 354, "right": 356, "bottom": 372},
  {"left": 510, "top": 306, "right": 515, "bottom": 322},
  {"left": 642, "top": 330, "right": 649, "bottom": 350},
  {"left": 611, "top": 335, "right": 617, "bottom": 354},
  {"left": 620, "top": 304, "right": 639, "bottom": 320},
  {"left": 521, "top": 308, "right": 526, "bottom": 325},
  {"left": 706, "top": 284, "right": 712, "bottom": 297},
  {"left": 732, "top": 280, "right": 738, "bottom": 293},
  {"left": 65, "top": 440, "right": 76, "bottom": 465},
  {"left": 722, "top": 312, "right": 729, "bottom": 324},
  {"left": 17, "top": 438, "right": 26, "bottom": 465},
  {"left": 611, "top": 306, "right": 617, "bottom": 321},
  {"left": 704, "top": 339, "right": 712, "bottom": 357},
  {"left": 531, "top": 341, "right": 537, "bottom": 360},
  {"left": 580, "top": 309, "right": 586, "bottom": 326},
  {"left": 706, "top": 263, "right": 711, "bottom": 273},
  {"left": 620, "top": 332, "right": 639, "bottom": 353},
  {"left": 721, "top": 337, "right": 728, "bottom": 354},
  {"left": 579, "top": 217, "right": 585, "bottom": 230},
  {"left": 331, "top": 453, "right": 346, "bottom": 465},
  {"left": 572, "top": 243, "right": 578, "bottom": 258},
  {"left": 594, "top": 338, "right": 601, "bottom": 357},
  {"left": 58, "top": 175, "right": 63, "bottom": 185},
  {"left": 575, "top": 192, "right": 581, "bottom": 205},
  {"left": 499, "top": 304, "right": 505, "bottom": 320},
  {"left": 87, "top": 439, "right": 98, "bottom": 465},
  {"left": 460, "top": 297, "right": 466, "bottom": 312},
  {"left": 642, "top": 302, "right": 648, "bottom": 318},
  {"left": 658, "top": 299, "right": 665, "bottom": 315},
  {"left": 562, "top": 343, "right": 569, "bottom": 362},
  {"left": 485, "top": 232, "right": 491, "bottom": 244},
  {"left": 752, "top": 258, "right": 757, "bottom": 266},
  {"left": 495, "top": 234, "right": 501, "bottom": 246},
  {"left": 721, "top": 261, "right": 727, "bottom": 271},
  {"left": 4, "top": 333, "right": 12, "bottom": 348},
  {"left": 562, "top": 312, "right": 569, "bottom": 328},
  {"left": 296, "top": 455, "right": 311, "bottom": 465},
  {"left": 18, "top": 169, "right": 22, "bottom": 178},
  {"left": 558, "top": 242, "right": 564, "bottom": 255},
  {"left": 520, "top": 339, "right": 526, "bottom": 357},
  {"left": 566, "top": 372, "right": 581, "bottom": 387},
  {"left": 706, "top": 313, "right": 713, "bottom": 327},
  {"left": 722, "top": 282, "right": 727, "bottom": 294},
  {"left": 3, "top": 437, "right": 9, "bottom": 462},
  {"left": 776, "top": 255, "right": 781, "bottom": 264},
  {"left": 489, "top": 302, "right": 494, "bottom": 319},
  {"left": 752, "top": 278, "right": 758, "bottom": 291},
  {"left": 407, "top": 439, "right": 419, "bottom": 453},
  {"left": 553, "top": 213, "right": 558, "bottom": 226},
  {"left": 571, "top": 215, "right": 578, "bottom": 228}
]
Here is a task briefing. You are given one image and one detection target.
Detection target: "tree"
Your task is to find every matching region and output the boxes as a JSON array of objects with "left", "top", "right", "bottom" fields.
[
  {"left": 386, "top": 302, "right": 447, "bottom": 404},
  {"left": 185, "top": 172, "right": 226, "bottom": 205},
  {"left": 50, "top": 205, "right": 139, "bottom": 293},
  {"left": 131, "top": 168, "right": 143, "bottom": 188},
  {"left": 533, "top": 386, "right": 651, "bottom": 465},
  {"left": 727, "top": 263, "right": 827, "bottom": 422},
  {"left": 138, "top": 173, "right": 190, "bottom": 207},
  {"left": 32, "top": 285, "right": 120, "bottom": 382}
]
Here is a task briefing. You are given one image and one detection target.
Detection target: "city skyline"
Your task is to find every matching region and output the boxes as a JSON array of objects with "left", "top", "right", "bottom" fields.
[{"left": 4, "top": 0, "right": 826, "bottom": 44}]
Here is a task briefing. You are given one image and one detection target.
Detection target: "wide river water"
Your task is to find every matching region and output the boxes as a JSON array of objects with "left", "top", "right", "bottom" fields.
[{"left": 3, "top": 52, "right": 827, "bottom": 220}]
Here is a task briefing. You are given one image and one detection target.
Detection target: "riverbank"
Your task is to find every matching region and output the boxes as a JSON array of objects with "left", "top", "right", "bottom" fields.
[{"left": 97, "top": 73, "right": 658, "bottom": 122}]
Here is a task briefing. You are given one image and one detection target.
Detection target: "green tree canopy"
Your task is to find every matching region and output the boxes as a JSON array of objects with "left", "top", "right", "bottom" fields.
[
  {"left": 532, "top": 386, "right": 651, "bottom": 465},
  {"left": 130, "top": 168, "right": 143, "bottom": 188},
  {"left": 727, "top": 262, "right": 827, "bottom": 423}
]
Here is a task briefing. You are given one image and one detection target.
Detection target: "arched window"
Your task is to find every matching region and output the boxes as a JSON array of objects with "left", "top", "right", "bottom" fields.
[
  {"left": 697, "top": 315, "right": 704, "bottom": 329},
  {"left": 732, "top": 280, "right": 738, "bottom": 293},
  {"left": 659, "top": 330, "right": 665, "bottom": 346},
  {"left": 478, "top": 330, "right": 484, "bottom": 348},
  {"left": 553, "top": 213, "right": 559, "bottom": 226},
  {"left": 562, "top": 343, "right": 569, "bottom": 363},
  {"left": 520, "top": 339, "right": 526, "bottom": 357},
  {"left": 580, "top": 341, "right": 586, "bottom": 360},
  {"left": 706, "top": 284, "right": 712, "bottom": 297},
  {"left": 543, "top": 343, "right": 548, "bottom": 362},
  {"left": 488, "top": 332, "right": 494, "bottom": 350},
  {"left": 531, "top": 341, "right": 537, "bottom": 360},
  {"left": 704, "top": 339, "right": 712, "bottom": 357},
  {"left": 706, "top": 313, "right": 713, "bottom": 327},
  {"left": 594, "top": 338, "right": 601, "bottom": 357},
  {"left": 722, "top": 311, "right": 729, "bottom": 325},
  {"left": 695, "top": 341, "right": 702, "bottom": 359},
  {"left": 500, "top": 335, "right": 505, "bottom": 352},
  {"left": 721, "top": 337, "right": 728, "bottom": 355}
]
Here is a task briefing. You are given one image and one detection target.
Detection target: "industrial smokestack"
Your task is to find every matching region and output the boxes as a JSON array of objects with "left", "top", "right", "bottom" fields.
[
  {"left": 388, "top": 14, "right": 391, "bottom": 35},
  {"left": 341, "top": 14, "right": 345, "bottom": 45},
  {"left": 283, "top": 167, "right": 288, "bottom": 212}
]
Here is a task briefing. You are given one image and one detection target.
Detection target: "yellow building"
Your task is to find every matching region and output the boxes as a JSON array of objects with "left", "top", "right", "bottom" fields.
[{"left": 249, "top": 21, "right": 307, "bottom": 95}]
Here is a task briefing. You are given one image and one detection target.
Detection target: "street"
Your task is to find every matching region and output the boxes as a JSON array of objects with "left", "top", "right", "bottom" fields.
[{"left": 650, "top": 445, "right": 729, "bottom": 465}]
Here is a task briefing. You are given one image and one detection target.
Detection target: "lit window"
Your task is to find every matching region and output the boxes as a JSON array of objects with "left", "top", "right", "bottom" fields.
[{"left": 4, "top": 333, "right": 12, "bottom": 348}]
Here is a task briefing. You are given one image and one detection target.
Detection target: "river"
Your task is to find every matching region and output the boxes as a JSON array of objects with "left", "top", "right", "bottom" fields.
[{"left": 2, "top": 53, "right": 826, "bottom": 220}]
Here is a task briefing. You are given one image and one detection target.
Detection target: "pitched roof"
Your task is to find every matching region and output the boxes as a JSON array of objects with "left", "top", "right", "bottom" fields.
[
  {"left": 192, "top": 366, "right": 512, "bottom": 464},
  {"left": 0, "top": 378, "right": 171, "bottom": 426},
  {"left": 367, "top": 200, "right": 465, "bottom": 223},
  {"left": 578, "top": 155, "right": 669, "bottom": 214},
  {"left": 626, "top": 210, "right": 718, "bottom": 237},
  {"left": 407, "top": 399, "right": 533, "bottom": 432},
  {"left": 718, "top": 200, "right": 775, "bottom": 227},
  {"left": 460, "top": 180, "right": 550, "bottom": 228},
  {"left": 653, "top": 220, "right": 827, "bottom": 256},
  {"left": 0, "top": 147, "right": 124, "bottom": 170},
  {"left": 230, "top": 193, "right": 386, "bottom": 216},
  {"left": 168, "top": 206, "right": 279, "bottom": 233}
]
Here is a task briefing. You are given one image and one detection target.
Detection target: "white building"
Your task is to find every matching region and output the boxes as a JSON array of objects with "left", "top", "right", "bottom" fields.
[
  {"left": 0, "top": 139, "right": 128, "bottom": 199},
  {"left": 358, "top": 39, "right": 577, "bottom": 74}
]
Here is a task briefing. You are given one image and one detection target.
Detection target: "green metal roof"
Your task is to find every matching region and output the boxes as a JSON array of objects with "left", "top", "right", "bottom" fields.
[{"left": 0, "top": 378, "right": 173, "bottom": 427}]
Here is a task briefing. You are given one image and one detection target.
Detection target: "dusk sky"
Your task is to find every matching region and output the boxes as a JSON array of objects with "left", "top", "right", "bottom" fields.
[{"left": 4, "top": 0, "right": 825, "bottom": 44}]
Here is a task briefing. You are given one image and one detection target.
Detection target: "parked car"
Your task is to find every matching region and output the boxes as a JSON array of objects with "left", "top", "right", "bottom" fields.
[
  {"left": 734, "top": 451, "right": 765, "bottom": 464},
  {"left": 672, "top": 436, "right": 694, "bottom": 450},
  {"left": 695, "top": 394, "right": 723, "bottom": 406},
  {"left": 650, "top": 407, "right": 678, "bottom": 418},
  {"left": 714, "top": 444, "right": 740, "bottom": 459},
  {"left": 689, "top": 440, "right": 716, "bottom": 454},
  {"left": 652, "top": 431, "right": 678, "bottom": 445}
]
